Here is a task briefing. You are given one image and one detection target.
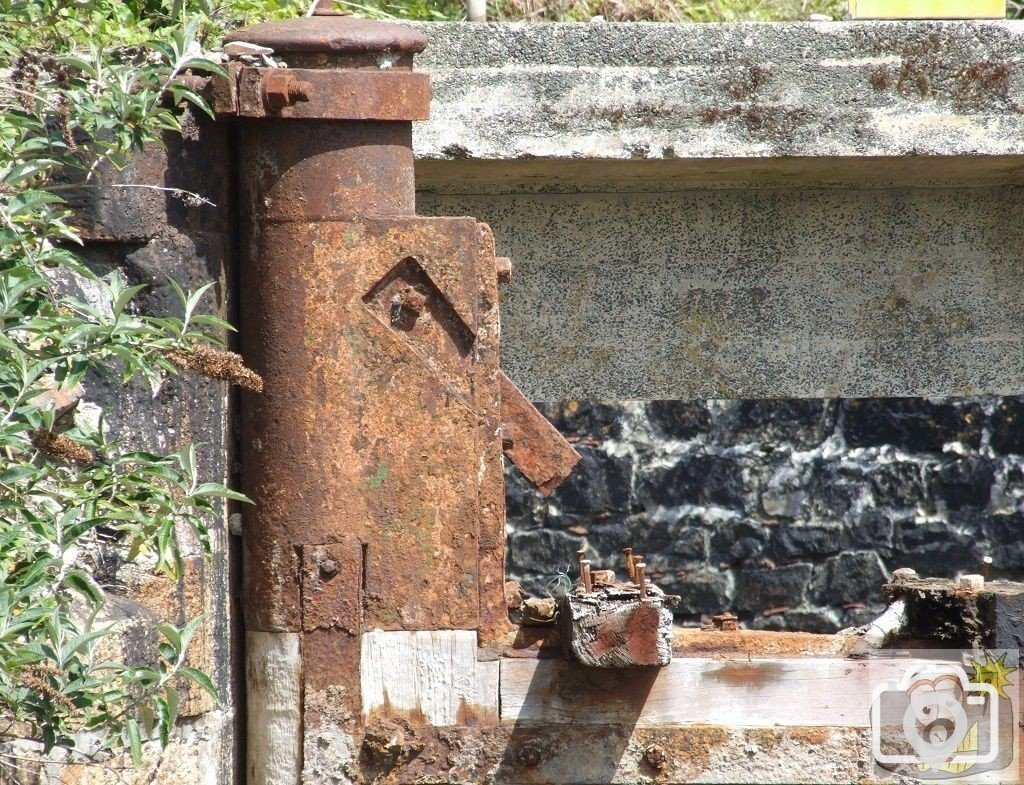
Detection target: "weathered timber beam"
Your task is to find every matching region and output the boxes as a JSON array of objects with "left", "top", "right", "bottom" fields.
[{"left": 501, "top": 657, "right": 908, "bottom": 727}]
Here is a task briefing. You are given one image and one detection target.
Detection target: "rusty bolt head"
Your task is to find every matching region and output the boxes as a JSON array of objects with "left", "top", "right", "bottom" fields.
[
  {"left": 516, "top": 740, "right": 544, "bottom": 768},
  {"left": 319, "top": 558, "right": 339, "bottom": 579},
  {"left": 644, "top": 744, "right": 668, "bottom": 770},
  {"left": 262, "top": 71, "right": 314, "bottom": 112},
  {"left": 495, "top": 257, "right": 513, "bottom": 284},
  {"left": 398, "top": 287, "right": 428, "bottom": 314}
]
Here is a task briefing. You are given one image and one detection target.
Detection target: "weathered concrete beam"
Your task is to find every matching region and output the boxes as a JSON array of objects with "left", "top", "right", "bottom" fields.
[
  {"left": 411, "top": 22, "right": 1024, "bottom": 401},
  {"left": 413, "top": 21, "right": 1024, "bottom": 173}
]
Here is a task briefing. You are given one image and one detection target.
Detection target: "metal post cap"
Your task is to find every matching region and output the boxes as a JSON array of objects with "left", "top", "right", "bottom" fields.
[{"left": 225, "top": 16, "right": 427, "bottom": 58}]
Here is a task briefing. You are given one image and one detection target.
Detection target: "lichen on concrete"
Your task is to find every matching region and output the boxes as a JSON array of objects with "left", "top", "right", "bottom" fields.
[{"left": 412, "top": 21, "right": 1024, "bottom": 165}]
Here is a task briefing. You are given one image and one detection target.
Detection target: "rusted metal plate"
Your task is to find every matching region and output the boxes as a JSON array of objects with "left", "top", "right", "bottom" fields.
[
  {"left": 475, "top": 223, "right": 513, "bottom": 651},
  {"left": 499, "top": 371, "right": 580, "bottom": 495},
  {"left": 240, "top": 216, "right": 503, "bottom": 632},
  {"left": 237, "top": 68, "right": 431, "bottom": 121},
  {"left": 301, "top": 540, "right": 363, "bottom": 633}
]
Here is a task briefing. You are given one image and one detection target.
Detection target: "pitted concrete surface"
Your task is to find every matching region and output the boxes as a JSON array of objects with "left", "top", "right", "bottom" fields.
[
  {"left": 412, "top": 21, "right": 1024, "bottom": 167},
  {"left": 419, "top": 185, "right": 1024, "bottom": 400},
  {"left": 413, "top": 21, "right": 1024, "bottom": 400}
]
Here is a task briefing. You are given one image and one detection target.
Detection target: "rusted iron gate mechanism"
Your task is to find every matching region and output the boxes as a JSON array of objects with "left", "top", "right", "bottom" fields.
[{"left": 211, "top": 8, "right": 592, "bottom": 784}]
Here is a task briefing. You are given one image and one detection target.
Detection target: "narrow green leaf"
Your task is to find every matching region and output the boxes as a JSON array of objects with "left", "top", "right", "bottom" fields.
[
  {"left": 124, "top": 717, "right": 143, "bottom": 765},
  {"left": 178, "top": 667, "right": 218, "bottom": 700}
]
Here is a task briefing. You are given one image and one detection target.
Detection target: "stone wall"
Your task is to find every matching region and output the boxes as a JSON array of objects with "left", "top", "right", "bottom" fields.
[
  {"left": 503, "top": 397, "right": 1024, "bottom": 632},
  {"left": 0, "top": 109, "right": 239, "bottom": 784}
]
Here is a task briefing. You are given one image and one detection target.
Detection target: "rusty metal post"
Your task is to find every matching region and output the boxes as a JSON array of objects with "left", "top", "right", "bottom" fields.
[{"left": 226, "top": 10, "right": 579, "bottom": 784}]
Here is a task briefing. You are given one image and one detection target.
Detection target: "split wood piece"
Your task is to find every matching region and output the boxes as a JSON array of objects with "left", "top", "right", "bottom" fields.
[
  {"left": 247, "top": 631, "right": 302, "bottom": 785},
  {"left": 560, "top": 588, "right": 673, "bottom": 668},
  {"left": 361, "top": 630, "right": 498, "bottom": 726},
  {"left": 882, "top": 574, "right": 1024, "bottom": 648}
]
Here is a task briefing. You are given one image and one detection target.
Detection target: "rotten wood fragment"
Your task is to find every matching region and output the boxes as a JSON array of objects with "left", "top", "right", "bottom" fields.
[
  {"left": 882, "top": 574, "right": 1024, "bottom": 649},
  {"left": 560, "top": 585, "right": 675, "bottom": 668}
]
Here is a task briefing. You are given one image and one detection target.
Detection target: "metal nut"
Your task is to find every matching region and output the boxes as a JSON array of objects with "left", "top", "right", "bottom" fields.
[
  {"left": 319, "top": 558, "right": 339, "bottom": 578},
  {"left": 495, "top": 257, "right": 513, "bottom": 284},
  {"left": 262, "top": 71, "right": 314, "bottom": 112},
  {"left": 398, "top": 287, "right": 428, "bottom": 314},
  {"left": 644, "top": 744, "right": 668, "bottom": 770}
]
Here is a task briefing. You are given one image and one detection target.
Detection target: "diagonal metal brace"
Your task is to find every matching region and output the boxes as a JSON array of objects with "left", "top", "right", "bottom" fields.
[{"left": 499, "top": 371, "right": 581, "bottom": 495}]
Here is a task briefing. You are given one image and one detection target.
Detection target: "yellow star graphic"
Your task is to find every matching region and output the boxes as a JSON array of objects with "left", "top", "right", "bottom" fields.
[{"left": 968, "top": 652, "right": 1015, "bottom": 700}]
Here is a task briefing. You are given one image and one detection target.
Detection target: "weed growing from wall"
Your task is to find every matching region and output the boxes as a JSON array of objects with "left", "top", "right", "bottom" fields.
[{"left": 0, "top": 0, "right": 276, "bottom": 767}]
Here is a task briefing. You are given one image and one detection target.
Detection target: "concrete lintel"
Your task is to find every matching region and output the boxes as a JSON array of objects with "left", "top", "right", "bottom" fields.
[{"left": 412, "top": 21, "right": 1024, "bottom": 179}]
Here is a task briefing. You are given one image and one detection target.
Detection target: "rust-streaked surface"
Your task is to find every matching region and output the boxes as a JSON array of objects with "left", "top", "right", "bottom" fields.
[
  {"left": 240, "top": 217, "right": 500, "bottom": 632},
  {"left": 237, "top": 68, "right": 431, "bottom": 120},
  {"left": 502, "top": 626, "right": 851, "bottom": 659},
  {"left": 293, "top": 722, "right": 867, "bottom": 785},
  {"left": 239, "top": 121, "right": 416, "bottom": 223}
]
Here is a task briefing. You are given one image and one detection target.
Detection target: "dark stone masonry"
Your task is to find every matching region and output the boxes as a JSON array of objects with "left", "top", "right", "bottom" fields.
[{"left": 505, "top": 398, "right": 1024, "bottom": 633}]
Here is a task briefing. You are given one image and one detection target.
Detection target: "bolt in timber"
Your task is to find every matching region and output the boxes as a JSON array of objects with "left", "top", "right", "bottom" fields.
[{"left": 225, "top": 6, "right": 580, "bottom": 785}]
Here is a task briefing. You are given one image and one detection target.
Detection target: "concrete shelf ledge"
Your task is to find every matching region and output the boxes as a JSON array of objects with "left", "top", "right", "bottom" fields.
[{"left": 412, "top": 21, "right": 1024, "bottom": 190}]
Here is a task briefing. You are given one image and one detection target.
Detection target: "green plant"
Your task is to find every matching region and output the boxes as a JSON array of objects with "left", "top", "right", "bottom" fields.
[{"left": 0, "top": 0, "right": 266, "bottom": 766}]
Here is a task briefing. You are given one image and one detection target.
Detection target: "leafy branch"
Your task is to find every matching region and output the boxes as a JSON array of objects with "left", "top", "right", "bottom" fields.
[{"left": 0, "top": 0, "right": 268, "bottom": 765}]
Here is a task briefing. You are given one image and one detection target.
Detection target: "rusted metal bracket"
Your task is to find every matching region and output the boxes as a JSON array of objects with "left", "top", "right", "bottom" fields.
[{"left": 196, "top": 65, "right": 431, "bottom": 121}]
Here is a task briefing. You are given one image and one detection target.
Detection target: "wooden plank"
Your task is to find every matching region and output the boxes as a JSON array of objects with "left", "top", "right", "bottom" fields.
[
  {"left": 849, "top": 0, "right": 1004, "bottom": 18},
  {"left": 361, "top": 630, "right": 498, "bottom": 726},
  {"left": 246, "top": 631, "right": 302, "bottom": 785},
  {"left": 500, "top": 657, "right": 914, "bottom": 727}
]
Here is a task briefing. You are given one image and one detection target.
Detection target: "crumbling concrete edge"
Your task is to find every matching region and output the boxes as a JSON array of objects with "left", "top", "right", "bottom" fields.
[{"left": 411, "top": 21, "right": 1024, "bottom": 168}]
